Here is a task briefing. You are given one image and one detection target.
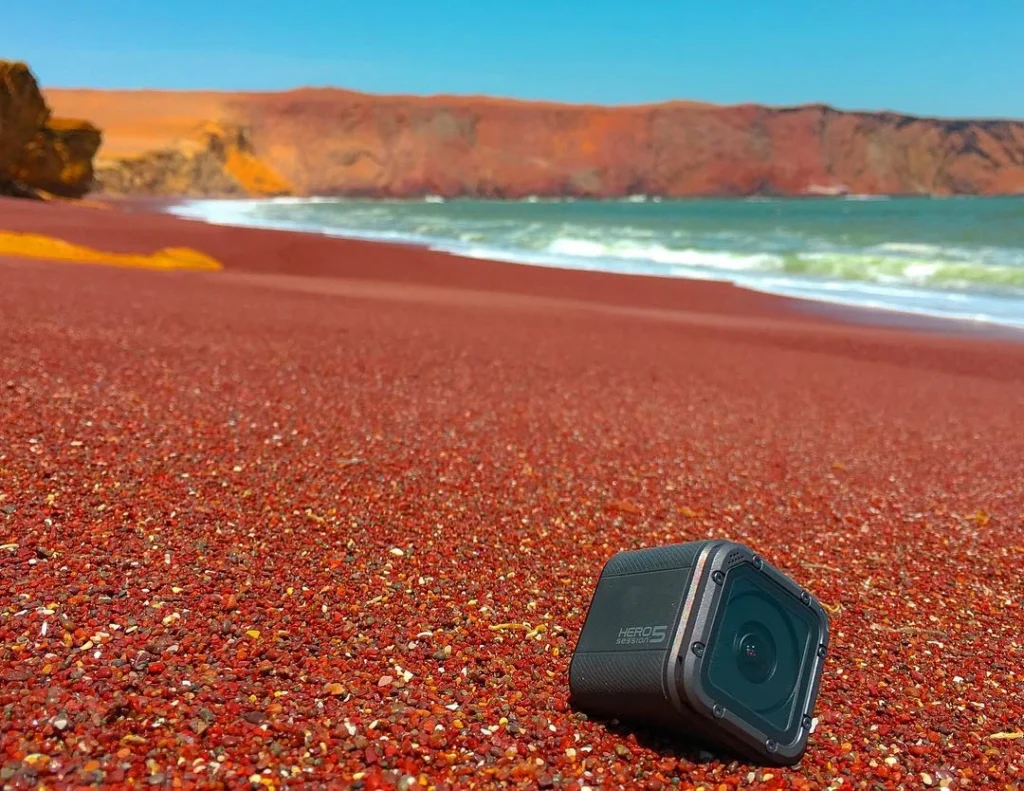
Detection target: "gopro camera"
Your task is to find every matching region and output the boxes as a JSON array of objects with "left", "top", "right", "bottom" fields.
[{"left": 569, "top": 540, "right": 830, "bottom": 765}]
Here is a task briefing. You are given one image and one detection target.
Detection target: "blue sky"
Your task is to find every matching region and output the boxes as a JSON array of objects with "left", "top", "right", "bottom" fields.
[{"left": 5, "top": 1, "right": 1023, "bottom": 118}]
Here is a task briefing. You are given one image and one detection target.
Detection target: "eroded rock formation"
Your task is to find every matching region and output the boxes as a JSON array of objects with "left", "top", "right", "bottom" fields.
[
  {"left": 94, "top": 121, "right": 293, "bottom": 197},
  {"left": 1, "top": 62, "right": 100, "bottom": 198}
]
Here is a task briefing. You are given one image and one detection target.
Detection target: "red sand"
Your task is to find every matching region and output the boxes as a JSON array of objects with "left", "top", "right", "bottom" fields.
[{"left": 1, "top": 198, "right": 1023, "bottom": 789}]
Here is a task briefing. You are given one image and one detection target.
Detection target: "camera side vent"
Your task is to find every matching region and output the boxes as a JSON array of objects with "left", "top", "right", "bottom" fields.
[
  {"left": 603, "top": 543, "right": 704, "bottom": 576},
  {"left": 725, "top": 551, "right": 745, "bottom": 569}
]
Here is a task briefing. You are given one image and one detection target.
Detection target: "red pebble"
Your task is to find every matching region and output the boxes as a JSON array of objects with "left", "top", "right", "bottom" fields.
[{"left": 1, "top": 207, "right": 1022, "bottom": 790}]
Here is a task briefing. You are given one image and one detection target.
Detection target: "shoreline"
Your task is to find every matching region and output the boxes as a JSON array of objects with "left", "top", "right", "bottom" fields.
[
  {"left": 142, "top": 195, "right": 1024, "bottom": 341},
  {"left": 164, "top": 195, "right": 1024, "bottom": 340},
  {"left": 1, "top": 195, "right": 1022, "bottom": 346}
]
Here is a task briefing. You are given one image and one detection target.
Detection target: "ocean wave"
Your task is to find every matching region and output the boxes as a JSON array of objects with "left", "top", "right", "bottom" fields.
[
  {"left": 453, "top": 244, "right": 735, "bottom": 282},
  {"left": 871, "top": 242, "right": 1024, "bottom": 266},
  {"left": 875, "top": 242, "right": 947, "bottom": 256},
  {"left": 170, "top": 200, "right": 1024, "bottom": 294},
  {"left": 742, "top": 276, "right": 1024, "bottom": 329},
  {"left": 545, "top": 237, "right": 782, "bottom": 271},
  {"left": 787, "top": 252, "right": 1024, "bottom": 291},
  {"left": 167, "top": 197, "right": 1024, "bottom": 330}
]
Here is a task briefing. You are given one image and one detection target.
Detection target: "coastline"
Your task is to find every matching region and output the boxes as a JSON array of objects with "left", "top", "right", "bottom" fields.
[
  {"left": 2, "top": 194, "right": 1023, "bottom": 788},
  {"left": 163, "top": 196, "right": 1024, "bottom": 339},
  {"left": 3, "top": 196, "right": 1022, "bottom": 344}
]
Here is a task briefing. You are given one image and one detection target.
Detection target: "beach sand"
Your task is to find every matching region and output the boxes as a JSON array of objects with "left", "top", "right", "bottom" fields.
[{"left": 1, "top": 197, "right": 1022, "bottom": 788}]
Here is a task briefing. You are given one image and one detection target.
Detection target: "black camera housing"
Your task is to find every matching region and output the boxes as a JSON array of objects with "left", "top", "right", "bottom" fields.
[{"left": 568, "top": 540, "right": 830, "bottom": 766}]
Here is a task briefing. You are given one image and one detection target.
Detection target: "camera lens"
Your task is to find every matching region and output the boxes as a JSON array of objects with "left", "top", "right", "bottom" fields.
[
  {"left": 734, "top": 622, "right": 777, "bottom": 684},
  {"left": 704, "top": 564, "right": 815, "bottom": 736}
]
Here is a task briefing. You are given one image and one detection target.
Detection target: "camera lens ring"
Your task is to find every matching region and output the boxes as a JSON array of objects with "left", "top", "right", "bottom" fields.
[{"left": 704, "top": 572, "right": 808, "bottom": 719}]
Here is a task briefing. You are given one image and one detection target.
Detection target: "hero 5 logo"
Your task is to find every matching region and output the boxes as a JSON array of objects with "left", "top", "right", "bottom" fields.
[{"left": 616, "top": 624, "right": 668, "bottom": 646}]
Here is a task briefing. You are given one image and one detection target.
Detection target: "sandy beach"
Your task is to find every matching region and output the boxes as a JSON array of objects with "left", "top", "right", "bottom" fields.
[{"left": 1, "top": 197, "right": 1023, "bottom": 789}]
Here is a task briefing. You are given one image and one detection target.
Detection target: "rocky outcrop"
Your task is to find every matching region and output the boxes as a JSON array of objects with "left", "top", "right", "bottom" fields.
[
  {"left": 7, "top": 118, "right": 103, "bottom": 197},
  {"left": 1, "top": 62, "right": 100, "bottom": 198},
  {"left": 0, "top": 62, "right": 49, "bottom": 169},
  {"left": 45, "top": 87, "right": 1024, "bottom": 198},
  {"left": 94, "top": 121, "right": 292, "bottom": 197}
]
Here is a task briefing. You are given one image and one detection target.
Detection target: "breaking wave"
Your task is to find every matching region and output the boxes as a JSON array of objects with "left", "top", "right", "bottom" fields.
[{"left": 169, "top": 197, "right": 1024, "bottom": 330}]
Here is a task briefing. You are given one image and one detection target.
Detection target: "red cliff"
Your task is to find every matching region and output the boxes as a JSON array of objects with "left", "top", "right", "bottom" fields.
[{"left": 45, "top": 87, "right": 1024, "bottom": 198}]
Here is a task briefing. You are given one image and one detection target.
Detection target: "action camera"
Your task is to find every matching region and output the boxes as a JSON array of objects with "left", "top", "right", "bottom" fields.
[{"left": 568, "top": 540, "right": 830, "bottom": 766}]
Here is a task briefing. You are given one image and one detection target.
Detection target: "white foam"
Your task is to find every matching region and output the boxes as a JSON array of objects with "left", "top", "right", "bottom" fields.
[
  {"left": 544, "top": 238, "right": 782, "bottom": 271},
  {"left": 876, "top": 242, "right": 946, "bottom": 256},
  {"left": 165, "top": 197, "right": 1024, "bottom": 332},
  {"left": 171, "top": 199, "right": 270, "bottom": 224},
  {"left": 902, "top": 262, "right": 942, "bottom": 281},
  {"left": 545, "top": 238, "right": 606, "bottom": 258},
  {"left": 746, "top": 283, "right": 1024, "bottom": 329}
]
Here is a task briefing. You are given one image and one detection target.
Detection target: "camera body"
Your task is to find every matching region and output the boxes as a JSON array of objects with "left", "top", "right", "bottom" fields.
[{"left": 568, "top": 540, "right": 830, "bottom": 766}]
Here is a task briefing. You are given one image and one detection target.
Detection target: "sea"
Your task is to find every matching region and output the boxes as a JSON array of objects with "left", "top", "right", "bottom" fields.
[{"left": 169, "top": 196, "right": 1024, "bottom": 330}]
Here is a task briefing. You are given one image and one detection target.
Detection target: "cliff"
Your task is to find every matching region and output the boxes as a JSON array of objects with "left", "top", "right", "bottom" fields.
[
  {"left": 45, "top": 87, "right": 1024, "bottom": 198},
  {"left": 93, "top": 121, "right": 293, "bottom": 197},
  {"left": 0, "top": 62, "right": 100, "bottom": 198}
]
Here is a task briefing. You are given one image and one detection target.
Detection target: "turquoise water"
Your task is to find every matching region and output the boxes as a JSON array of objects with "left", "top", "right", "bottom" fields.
[{"left": 171, "top": 196, "right": 1024, "bottom": 329}]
